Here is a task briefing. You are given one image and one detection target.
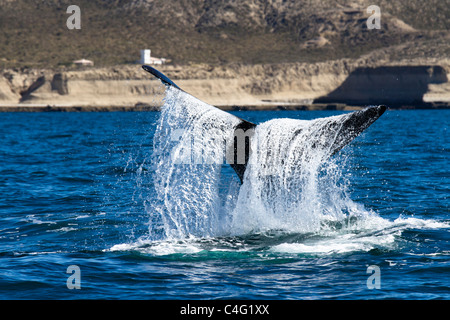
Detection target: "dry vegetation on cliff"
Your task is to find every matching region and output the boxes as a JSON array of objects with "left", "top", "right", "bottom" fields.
[{"left": 0, "top": 0, "right": 448, "bottom": 68}]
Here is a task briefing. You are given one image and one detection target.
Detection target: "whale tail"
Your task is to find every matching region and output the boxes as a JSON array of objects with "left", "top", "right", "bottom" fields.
[{"left": 142, "top": 65, "right": 385, "bottom": 183}]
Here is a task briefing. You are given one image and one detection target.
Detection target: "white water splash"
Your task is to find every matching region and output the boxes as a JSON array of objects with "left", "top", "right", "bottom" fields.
[
  {"left": 148, "top": 87, "right": 377, "bottom": 240},
  {"left": 230, "top": 117, "right": 362, "bottom": 235},
  {"left": 142, "top": 85, "right": 450, "bottom": 255},
  {"left": 149, "top": 87, "right": 241, "bottom": 240}
]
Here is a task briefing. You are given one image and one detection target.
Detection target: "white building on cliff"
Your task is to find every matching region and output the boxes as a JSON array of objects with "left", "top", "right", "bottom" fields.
[{"left": 140, "top": 49, "right": 166, "bottom": 65}]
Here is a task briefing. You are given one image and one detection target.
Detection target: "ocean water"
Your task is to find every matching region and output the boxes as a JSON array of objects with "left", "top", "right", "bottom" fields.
[{"left": 0, "top": 95, "right": 448, "bottom": 299}]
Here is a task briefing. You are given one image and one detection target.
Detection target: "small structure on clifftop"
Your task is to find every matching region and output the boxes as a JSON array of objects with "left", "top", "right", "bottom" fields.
[
  {"left": 73, "top": 59, "right": 94, "bottom": 67},
  {"left": 140, "top": 49, "right": 166, "bottom": 65}
]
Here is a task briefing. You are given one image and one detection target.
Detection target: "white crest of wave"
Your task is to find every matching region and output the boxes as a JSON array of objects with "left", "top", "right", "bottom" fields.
[
  {"left": 108, "top": 238, "right": 203, "bottom": 256},
  {"left": 270, "top": 216, "right": 450, "bottom": 255}
]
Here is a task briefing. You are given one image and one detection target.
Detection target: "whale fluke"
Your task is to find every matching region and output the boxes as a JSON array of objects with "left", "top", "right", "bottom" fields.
[
  {"left": 142, "top": 65, "right": 385, "bottom": 184},
  {"left": 142, "top": 65, "right": 182, "bottom": 90}
]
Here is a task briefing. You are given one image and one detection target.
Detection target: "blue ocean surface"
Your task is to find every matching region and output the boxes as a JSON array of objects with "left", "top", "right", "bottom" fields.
[{"left": 0, "top": 108, "right": 448, "bottom": 299}]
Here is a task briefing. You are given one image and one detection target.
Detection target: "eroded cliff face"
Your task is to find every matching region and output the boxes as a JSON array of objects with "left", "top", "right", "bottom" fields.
[
  {"left": 315, "top": 66, "right": 449, "bottom": 106},
  {"left": 0, "top": 62, "right": 346, "bottom": 107},
  {"left": 1, "top": 59, "right": 449, "bottom": 109}
]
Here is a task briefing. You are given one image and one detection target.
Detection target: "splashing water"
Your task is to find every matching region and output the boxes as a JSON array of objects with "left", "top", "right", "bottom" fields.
[
  {"left": 231, "top": 117, "right": 366, "bottom": 235},
  {"left": 106, "top": 90, "right": 450, "bottom": 258},
  {"left": 150, "top": 87, "right": 241, "bottom": 239},
  {"left": 148, "top": 87, "right": 376, "bottom": 241}
]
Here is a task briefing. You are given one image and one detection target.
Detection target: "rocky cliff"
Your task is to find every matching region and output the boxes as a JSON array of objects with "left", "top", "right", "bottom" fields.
[
  {"left": 1, "top": 0, "right": 449, "bottom": 110},
  {"left": 1, "top": 56, "right": 449, "bottom": 110},
  {"left": 315, "top": 66, "right": 449, "bottom": 106}
]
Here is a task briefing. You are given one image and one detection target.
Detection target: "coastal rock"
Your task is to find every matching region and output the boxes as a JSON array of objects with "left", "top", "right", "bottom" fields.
[{"left": 1, "top": 58, "right": 449, "bottom": 110}]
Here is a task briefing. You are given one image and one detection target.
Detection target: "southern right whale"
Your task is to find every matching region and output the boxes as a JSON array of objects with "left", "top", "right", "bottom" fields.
[{"left": 143, "top": 65, "right": 386, "bottom": 184}]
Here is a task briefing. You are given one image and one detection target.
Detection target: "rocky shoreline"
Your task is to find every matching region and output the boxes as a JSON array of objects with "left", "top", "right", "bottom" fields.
[
  {"left": 1, "top": 101, "right": 448, "bottom": 113},
  {"left": 1, "top": 57, "right": 449, "bottom": 112}
]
